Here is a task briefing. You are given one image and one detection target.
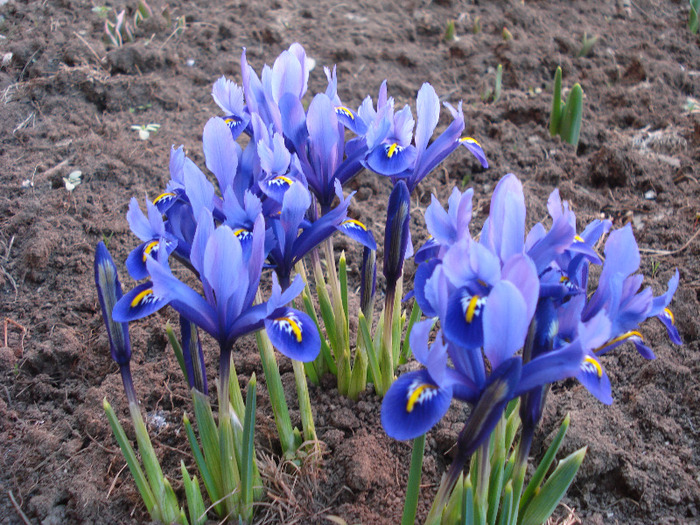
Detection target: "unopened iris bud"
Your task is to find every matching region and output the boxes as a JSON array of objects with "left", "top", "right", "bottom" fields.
[
  {"left": 95, "top": 241, "right": 132, "bottom": 367},
  {"left": 360, "top": 247, "right": 377, "bottom": 319},
  {"left": 383, "top": 180, "right": 411, "bottom": 290}
]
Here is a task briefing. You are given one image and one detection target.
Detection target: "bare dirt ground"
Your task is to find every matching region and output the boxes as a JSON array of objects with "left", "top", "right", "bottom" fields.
[{"left": 0, "top": 0, "right": 699, "bottom": 523}]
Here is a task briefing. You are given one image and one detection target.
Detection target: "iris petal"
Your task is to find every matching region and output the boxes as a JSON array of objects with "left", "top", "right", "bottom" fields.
[
  {"left": 264, "top": 308, "right": 320, "bottom": 362},
  {"left": 444, "top": 287, "right": 486, "bottom": 349},
  {"left": 366, "top": 143, "right": 416, "bottom": 176},
  {"left": 459, "top": 137, "right": 489, "bottom": 168},
  {"left": 381, "top": 370, "right": 452, "bottom": 441},
  {"left": 577, "top": 354, "right": 612, "bottom": 404},
  {"left": 113, "top": 281, "right": 168, "bottom": 323},
  {"left": 338, "top": 218, "right": 377, "bottom": 250},
  {"left": 657, "top": 309, "right": 682, "bottom": 345}
]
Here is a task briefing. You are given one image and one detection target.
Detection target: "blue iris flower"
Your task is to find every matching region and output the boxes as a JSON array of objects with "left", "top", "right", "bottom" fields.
[
  {"left": 363, "top": 83, "right": 488, "bottom": 192},
  {"left": 113, "top": 212, "right": 320, "bottom": 363}
]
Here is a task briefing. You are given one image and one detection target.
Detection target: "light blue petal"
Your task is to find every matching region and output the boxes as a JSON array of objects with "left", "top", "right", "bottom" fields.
[{"left": 483, "top": 280, "right": 528, "bottom": 369}]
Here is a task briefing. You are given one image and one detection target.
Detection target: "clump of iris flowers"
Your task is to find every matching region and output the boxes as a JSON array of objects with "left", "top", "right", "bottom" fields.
[{"left": 381, "top": 173, "right": 681, "bottom": 524}]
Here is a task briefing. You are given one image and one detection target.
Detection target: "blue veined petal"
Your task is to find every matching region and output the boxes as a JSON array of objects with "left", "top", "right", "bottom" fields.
[
  {"left": 381, "top": 369, "right": 453, "bottom": 441},
  {"left": 414, "top": 237, "right": 440, "bottom": 264},
  {"left": 413, "top": 259, "right": 440, "bottom": 318},
  {"left": 260, "top": 174, "right": 296, "bottom": 204},
  {"left": 125, "top": 238, "right": 177, "bottom": 281},
  {"left": 483, "top": 280, "right": 529, "bottom": 369},
  {"left": 203, "top": 117, "right": 239, "bottom": 194},
  {"left": 515, "top": 341, "right": 584, "bottom": 396},
  {"left": 593, "top": 330, "right": 647, "bottom": 357},
  {"left": 335, "top": 105, "right": 367, "bottom": 135},
  {"left": 657, "top": 308, "right": 682, "bottom": 345},
  {"left": 264, "top": 308, "right": 320, "bottom": 362},
  {"left": 113, "top": 281, "right": 169, "bottom": 322},
  {"left": 444, "top": 287, "right": 486, "bottom": 350},
  {"left": 459, "top": 137, "right": 488, "bottom": 168},
  {"left": 577, "top": 353, "right": 612, "bottom": 405},
  {"left": 152, "top": 189, "right": 183, "bottom": 214},
  {"left": 338, "top": 218, "right": 377, "bottom": 250},
  {"left": 485, "top": 174, "right": 525, "bottom": 263},
  {"left": 222, "top": 114, "right": 249, "bottom": 140},
  {"left": 366, "top": 142, "right": 417, "bottom": 176}
]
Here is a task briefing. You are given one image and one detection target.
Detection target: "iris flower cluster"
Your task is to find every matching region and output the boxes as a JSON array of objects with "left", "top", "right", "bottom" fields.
[{"left": 381, "top": 173, "right": 681, "bottom": 508}]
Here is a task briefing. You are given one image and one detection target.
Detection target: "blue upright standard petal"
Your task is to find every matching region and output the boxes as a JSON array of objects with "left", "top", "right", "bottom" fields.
[
  {"left": 381, "top": 369, "right": 453, "bottom": 441},
  {"left": 264, "top": 308, "right": 320, "bottom": 362}
]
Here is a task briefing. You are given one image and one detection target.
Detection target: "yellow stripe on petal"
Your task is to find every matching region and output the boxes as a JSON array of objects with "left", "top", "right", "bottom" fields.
[
  {"left": 465, "top": 295, "right": 481, "bottom": 323},
  {"left": 336, "top": 106, "right": 355, "bottom": 119},
  {"left": 459, "top": 137, "right": 481, "bottom": 147},
  {"left": 406, "top": 383, "right": 437, "bottom": 413},
  {"left": 387, "top": 143, "right": 399, "bottom": 158},
  {"left": 595, "top": 330, "right": 644, "bottom": 353},
  {"left": 574, "top": 235, "right": 585, "bottom": 243},
  {"left": 663, "top": 308, "right": 675, "bottom": 325},
  {"left": 276, "top": 316, "right": 303, "bottom": 343},
  {"left": 153, "top": 192, "right": 176, "bottom": 204},
  {"left": 270, "top": 175, "right": 293, "bottom": 186},
  {"left": 131, "top": 288, "right": 154, "bottom": 308},
  {"left": 142, "top": 240, "right": 159, "bottom": 262},
  {"left": 341, "top": 218, "right": 368, "bottom": 231},
  {"left": 584, "top": 356, "right": 603, "bottom": 378}
]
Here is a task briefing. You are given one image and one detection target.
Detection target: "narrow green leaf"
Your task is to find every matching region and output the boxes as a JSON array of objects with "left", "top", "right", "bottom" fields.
[
  {"left": 559, "top": 83, "right": 583, "bottom": 148},
  {"left": 402, "top": 433, "right": 426, "bottom": 525},
  {"left": 494, "top": 64, "right": 503, "bottom": 103},
  {"left": 103, "top": 398, "right": 157, "bottom": 517},
  {"left": 497, "top": 480, "right": 513, "bottom": 525},
  {"left": 166, "top": 322, "right": 188, "bottom": 383},
  {"left": 549, "top": 66, "right": 563, "bottom": 137},
  {"left": 519, "top": 414, "right": 570, "bottom": 515},
  {"left": 462, "top": 476, "right": 474, "bottom": 525},
  {"left": 348, "top": 346, "right": 368, "bottom": 401},
  {"left": 302, "top": 291, "right": 336, "bottom": 376},
  {"left": 241, "top": 374, "right": 257, "bottom": 522},
  {"left": 256, "top": 330, "right": 296, "bottom": 456},
  {"left": 358, "top": 312, "right": 381, "bottom": 391},
  {"left": 339, "top": 251, "right": 349, "bottom": 321},
  {"left": 399, "top": 300, "right": 422, "bottom": 365},
  {"left": 183, "top": 412, "right": 223, "bottom": 517},
  {"left": 219, "top": 407, "right": 241, "bottom": 516},
  {"left": 192, "top": 390, "right": 223, "bottom": 498},
  {"left": 442, "top": 472, "right": 464, "bottom": 524},
  {"left": 488, "top": 455, "right": 506, "bottom": 525},
  {"left": 519, "top": 447, "right": 586, "bottom": 525},
  {"left": 180, "top": 462, "right": 207, "bottom": 525},
  {"left": 690, "top": 0, "right": 700, "bottom": 33}
]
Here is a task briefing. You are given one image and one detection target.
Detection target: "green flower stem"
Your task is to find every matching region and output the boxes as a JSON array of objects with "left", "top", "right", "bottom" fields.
[
  {"left": 358, "top": 311, "right": 381, "bottom": 389},
  {"left": 379, "top": 284, "right": 396, "bottom": 396},
  {"left": 255, "top": 329, "right": 297, "bottom": 456},
  {"left": 474, "top": 442, "right": 490, "bottom": 525},
  {"left": 401, "top": 433, "right": 426, "bottom": 525},
  {"left": 296, "top": 261, "right": 333, "bottom": 378},
  {"left": 292, "top": 359, "right": 317, "bottom": 445}
]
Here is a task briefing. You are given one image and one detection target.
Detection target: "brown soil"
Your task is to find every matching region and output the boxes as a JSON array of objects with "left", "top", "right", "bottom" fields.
[{"left": 1, "top": 0, "right": 699, "bottom": 524}]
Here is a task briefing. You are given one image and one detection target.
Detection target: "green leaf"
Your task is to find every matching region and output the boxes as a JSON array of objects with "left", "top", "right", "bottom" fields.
[
  {"left": 519, "top": 414, "right": 570, "bottom": 514},
  {"left": 549, "top": 66, "right": 563, "bottom": 137},
  {"left": 183, "top": 412, "right": 223, "bottom": 517},
  {"left": 166, "top": 322, "right": 188, "bottom": 387},
  {"left": 348, "top": 346, "right": 368, "bottom": 401},
  {"left": 399, "top": 300, "right": 422, "bottom": 365},
  {"left": 496, "top": 480, "right": 513, "bottom": 525},
  {"left": 103, "top": 398, "right": 158, "bottom": 518},
  {"left": 462, "top": 476, "right": 474, "bottom": 525},
  {"left": 690, "top": 0, "right": 700, "bottom": 33},
  {"left": 358, "top": 312, "right": 381, "bottom": 391},
  {"left": 181, "top": 462, "right": 207, "bottom": 525},
  {"left": 442, "top": 472, "right": 464, "bottom": 524},
  {"left": 192, "top": 390, "right": 223, "bottom": 498},
  {"left": 339, "top": 251, "right": 349, "bottom": 321},
  {"left": 240, "top": 374, "right": 257, "bottom": 522},
  {"left": 519, "top": 447, "right": 586, "bottom": 525},
  {"left": 301, "top": 290, "right": 336, "bottom": 377},
  {"left": 559, "top": 83, "right": 583, "bottom": 148}
]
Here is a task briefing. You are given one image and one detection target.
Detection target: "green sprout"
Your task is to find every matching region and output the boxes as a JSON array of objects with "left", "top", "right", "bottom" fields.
[
  {"left": 131, "top": 123, "right": 161, "bottom": 141},
  {"left": 103, "top": 0, "right": 152, "bottom": 47},
  {"left": 549, "top": 66, "right": 583, "bottom": 149},
  {"left": 577, "top": 32, "right": 599, "bottom": 57},
  {"left": 444, "top": 20, "right": 456, "bottom": 42},
  {"left": 472, "top": 16, "right": 482, "bottom": 34},
  {"left": 690, "top": 0, "right": 700, "bottom": 34},
  {"left": 91, "top": 5, "right": 112, "bottom": 19},
  {"left": 481, "top": 64, "right": 503, "bottom": 104},
  {"left": 502, "top": 27, "right": 513, "bottom": 41},
  {"left": 63, "top": 170, "right": 82, "bottom": 192}
]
